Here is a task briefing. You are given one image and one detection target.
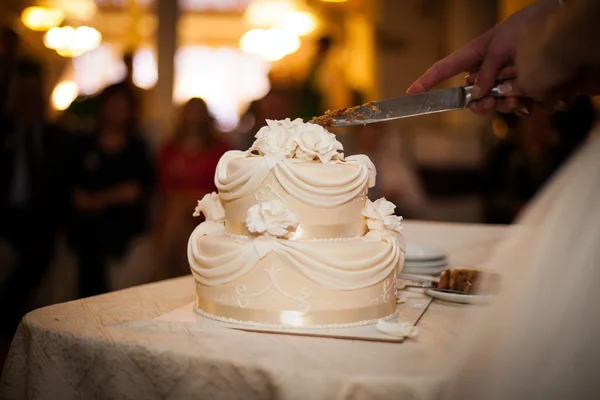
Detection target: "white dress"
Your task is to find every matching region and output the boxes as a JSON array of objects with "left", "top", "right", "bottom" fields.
[{"left": 443, "top": 130, "right": 600, "bottom": 399}]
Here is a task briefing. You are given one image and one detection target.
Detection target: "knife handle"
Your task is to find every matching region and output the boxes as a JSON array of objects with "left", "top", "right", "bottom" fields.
[{"left": 464, "top": 81, "right": 507, "bottom": 105}]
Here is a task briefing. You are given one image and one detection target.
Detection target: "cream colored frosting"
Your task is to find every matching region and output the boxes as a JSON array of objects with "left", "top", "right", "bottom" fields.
[
  {"left": 216, "top": 152, "right": 375, "bottom": 237},
  {"left": 188, "top": 220, "right": 403, "bottom": 289},
  {"left": 188, "top": 119, "right": 405, "bottom": 327},
  {"left": 188, "top": 225, "right": 403, "bottom": 326}
]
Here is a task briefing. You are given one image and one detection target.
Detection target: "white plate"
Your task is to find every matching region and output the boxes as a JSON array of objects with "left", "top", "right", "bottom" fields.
[
  {"left": 406, "top": 244, "right": 447, "bottom": 261},
  {"left": 404, "top": 259, "right": 448, "bottom": 268},
  {"left": 424, "top": 289, "right": 490, "bottom": 305},
  {"left": 402, "top": 265, "right": 447, "bottom": 275},
  {"left": 397, "top": 272, "right": 440, "bottom": 283}
]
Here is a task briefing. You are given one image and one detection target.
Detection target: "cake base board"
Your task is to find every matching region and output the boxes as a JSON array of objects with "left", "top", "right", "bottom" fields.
[{"left": 154, "top": 290, "right": 432, "bottom": 343}]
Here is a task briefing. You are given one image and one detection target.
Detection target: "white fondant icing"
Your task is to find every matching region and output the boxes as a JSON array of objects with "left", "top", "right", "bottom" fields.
[
  {"left": 382, "top": 275, "right": 397, "bottom": 303},
  {"left": 216, "top": 151, "right": 375, "bottom": 208},
  {"left": 346, "top": 154, "right": 376, "bottom": 188},
  {"left": 224, "top": 232, "right": 364, "bottom": 243},
  {"left": 193, "top": 192, "right": 225, "bottom": 221},
  {"left": 254, "top": 177, "right": 289, "bottom": 202},
  {"left": 194, "top": 305, "right": 400, "bottom": 330},
  {"left": 235, "top": 266, "right": 312, "bottom": 312},
  {"left": 188, "top": 220, "right": 403, "bottom": 290}
]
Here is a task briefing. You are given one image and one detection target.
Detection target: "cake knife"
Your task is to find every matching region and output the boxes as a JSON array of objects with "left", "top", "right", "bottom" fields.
[{"left": 312, "top": 82, "right": 507, "bottom": 127}]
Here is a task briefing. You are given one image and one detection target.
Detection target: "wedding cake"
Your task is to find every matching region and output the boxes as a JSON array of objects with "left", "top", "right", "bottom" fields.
[{"left": 188, "top": 118, "right": 405, "bottom": 328}]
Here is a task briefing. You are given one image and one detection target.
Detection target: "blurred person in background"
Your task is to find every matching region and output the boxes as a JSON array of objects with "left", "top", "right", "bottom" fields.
[
  {"left": 0, "top": 60, "right": 68, "bottom": 332},
  {"left": 60, "top": 51, "right": 145, "bottom": 135},
  {"left": 155, "top": 98, "right": 229, "bottom": 279},
  {"left": 296, "top": 36, "right": 348, "bottom": 120},
  {"left": 350, "top": 124, "right": 428, "bottom": 219},
  {"left": 67, "top": 84, "right": 154, "bottom": 298},
  {"left": 241, "top": 86, "right": 294, "bottom": 149},
  {"left": 483, "top": 96, "right": 595, "bottom": 224},
  {"left": 112, "top": 51, "right": 151, "bottom": 124},
  {"left": 0, "top": 28, "right": 20, "bottom": 117}
]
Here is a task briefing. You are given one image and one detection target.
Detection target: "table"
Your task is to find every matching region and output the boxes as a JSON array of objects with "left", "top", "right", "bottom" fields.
[{"left": 0, "top": 221, "right": 507, "bottom": 400}]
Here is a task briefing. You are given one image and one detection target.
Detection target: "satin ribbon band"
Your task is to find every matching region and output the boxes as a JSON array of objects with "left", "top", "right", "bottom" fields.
[
  {"left": 195, "top": 294, "right": 396, "bottom": 327},
  {"left": 225, "top": 221, "right": 367, "bottom": 240}
]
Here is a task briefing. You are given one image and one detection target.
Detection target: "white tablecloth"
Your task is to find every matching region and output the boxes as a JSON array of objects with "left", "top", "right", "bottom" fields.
[{"left": 0, "top": 221, "right": 507, "bottom": 400}]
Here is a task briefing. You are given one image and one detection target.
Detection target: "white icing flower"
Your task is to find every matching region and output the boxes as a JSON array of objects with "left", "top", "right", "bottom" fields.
[
  {"left": 362, "top": 198, "right": 403, "bottom": 242},
  {"left": 248, "top": 118, "right": 344, "bottom": 163},
  {"left": 294, "top": 122, "right": 344, "bottom": 163},
  {"left": 193, "top": 192, "right": 226, "bottom": 221},
  {"left": 250, "top": 119, "right": 300, "bottom": 158},
  {"left": 246, "top": 200, "right": 299, "bottom": 238}
]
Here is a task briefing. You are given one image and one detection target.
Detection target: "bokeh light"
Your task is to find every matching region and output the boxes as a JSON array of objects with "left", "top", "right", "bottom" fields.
[
  {"left": 240, "top": 28, "right": 300, "bottom": 61},
  {"left": 44, "top": 26, "right": 102, "bottom": 58},
  {"left": 281, "top": 10, "right": 318, "bottom": 36},
  {"left": 174, "top": 46, "right": 271, "bottom": 131},
  {"left": 132, "top": 47, "right": 158, "bottom": 90},
  {"left": 21, "top": 7, "right": 64, "bottom": 31},
  {"left": 51, "top": 81, "right": 79, "bottom": 111}
]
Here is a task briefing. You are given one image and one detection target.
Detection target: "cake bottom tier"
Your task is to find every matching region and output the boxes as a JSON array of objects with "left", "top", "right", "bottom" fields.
[{"left": 190, "top": 231, "right": 404, "bottom": 328}]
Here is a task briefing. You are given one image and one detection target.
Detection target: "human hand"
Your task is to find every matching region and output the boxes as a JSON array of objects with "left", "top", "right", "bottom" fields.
[
  {"left": 463, "top": 71, "right": 570, "bottom": 118},
  {"left": 407, "top": 0, "right": 561, "bottom": 114}
]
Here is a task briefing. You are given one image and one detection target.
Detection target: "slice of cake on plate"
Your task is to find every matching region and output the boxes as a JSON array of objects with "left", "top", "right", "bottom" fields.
[{"left": 188, "top": 118, "right": 405, "bottom": 328}]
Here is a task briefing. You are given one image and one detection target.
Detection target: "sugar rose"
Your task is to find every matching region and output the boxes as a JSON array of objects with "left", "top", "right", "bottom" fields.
[
  {"left": 246, "top": 200, "right": 299, "bottom": 238},
  {"left": 362, "top": 198, "right": 403, "bottom": 242},
  {"left": 250, "top": 119, "right": 299, "bottom": 157},
  {"left": 294, "top": 123, "right": 344, "bottom": 163}
]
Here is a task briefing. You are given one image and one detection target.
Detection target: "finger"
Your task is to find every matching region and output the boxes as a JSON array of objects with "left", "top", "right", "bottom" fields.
[
  {"left": 495, "top": 97, "right": 521, "bottom": 114},
  {"left": 480, "top": 97, "right": 496, "bottom": 114},
  {"left": 514, "top": 99, "right": 534, "bottom": 118},
  {"left": 514, "top": 109, "right": 531, "bottom": 118},
  {"left": 407, "top": 33, "right": 491, "bottom": 94},
  {"left": 465, "top": 73, "right": 476, "bottom": 85},
  {"left": 463, "top": 74, "right": 472, "bottom": 86},
  {"left": 468, "top": 65, "right": 518, "bottom": 84},
  {"left": 468, "top": 97, "right": 496, "bottom": 116},
  {"left": 468, "top": 103, "right": 486, "bottom": 116},
  {"left": 471, "top": 50, "right": 510, "bottom": 100}
]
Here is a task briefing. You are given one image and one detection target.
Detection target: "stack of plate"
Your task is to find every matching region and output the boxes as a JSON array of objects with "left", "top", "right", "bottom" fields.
[{"left": 402, "top": 243, "right": 448, "bottom": 275}]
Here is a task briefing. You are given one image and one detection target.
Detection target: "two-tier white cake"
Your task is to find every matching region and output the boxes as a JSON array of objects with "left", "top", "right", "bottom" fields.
[{"left": 188, "top": 118, "right": 405, "bottom": 328}]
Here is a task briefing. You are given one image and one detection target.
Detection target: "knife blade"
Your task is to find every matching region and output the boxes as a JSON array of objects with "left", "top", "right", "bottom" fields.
[{"left": 315, "top": 83, "right": 505, "bottom": 127}]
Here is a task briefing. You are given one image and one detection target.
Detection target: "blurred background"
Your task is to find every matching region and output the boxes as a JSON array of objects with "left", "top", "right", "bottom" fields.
[{"left": 0, "top": 0, "right": 598, "bottom": 360}]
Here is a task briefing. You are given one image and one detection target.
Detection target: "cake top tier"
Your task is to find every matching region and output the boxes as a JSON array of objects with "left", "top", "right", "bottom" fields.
[{"left": 248, "top": 118, "right": 344, "bottom": 164}]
